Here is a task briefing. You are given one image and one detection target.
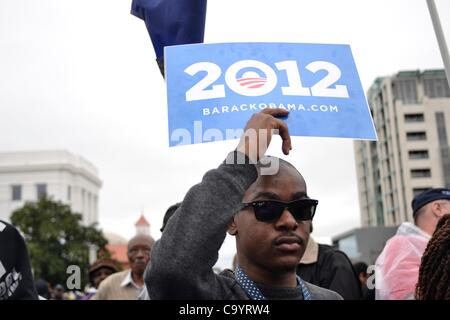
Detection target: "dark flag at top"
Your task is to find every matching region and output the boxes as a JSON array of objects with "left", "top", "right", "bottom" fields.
[{"left": 131, "top": 0, "right": 207, "bottom": 77}]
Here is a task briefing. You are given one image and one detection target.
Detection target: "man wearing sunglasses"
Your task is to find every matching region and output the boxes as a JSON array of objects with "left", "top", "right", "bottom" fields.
[{"left": 146, "top": 108, "right": 341, "bottom": 300}]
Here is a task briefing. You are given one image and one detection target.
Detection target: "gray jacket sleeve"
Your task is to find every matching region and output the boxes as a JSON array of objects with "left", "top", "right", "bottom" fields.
[{"left": 146, "top": 152, "right": 257, "bottom": 299}]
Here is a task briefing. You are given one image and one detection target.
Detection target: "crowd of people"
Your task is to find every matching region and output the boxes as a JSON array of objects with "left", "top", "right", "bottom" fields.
[{"left": 1, "top": 110, "right": 449, "bottom": 300}]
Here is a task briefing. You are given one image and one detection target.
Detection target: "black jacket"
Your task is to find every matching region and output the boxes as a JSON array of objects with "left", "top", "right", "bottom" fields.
[
  {"left": 0, "top": 220, "right": 38, "bottom": 300},
  {"left": 297, "top": 243, "right": 362, "bottom": 300}
]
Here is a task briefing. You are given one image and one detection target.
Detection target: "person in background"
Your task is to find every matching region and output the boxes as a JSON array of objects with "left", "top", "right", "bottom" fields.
[
  {"left": 0, "top": 220, "right": 38, "bottom": 300},
  {"left": 415, "top": 214, "right": 450, "bottom": 300},
  {"left": 297, "top": 231, "right": 362, "bottom": 300},
  {"left": 160, "top": 202, "right": 181, "bottom": 233},
  {"left": 137, "top": 203, "right": 182, "bottom": 300},
  {"left": 375, "top": 188, "right": 450, "bottom": 299},
  {"left": 35, "top": 279, "right": 50, "bottom": 300},
  {"left": 353, "top": 261, "right": 375, "bottom": 300},
  {"left": 93, "top": 234, "right": 155, "bottom": 300},
  {"left": 52, "top": 284, "right": 65, "bottom": 300},
  {"left": 82, "top": 258, "right": 119, "bottom": 300}
]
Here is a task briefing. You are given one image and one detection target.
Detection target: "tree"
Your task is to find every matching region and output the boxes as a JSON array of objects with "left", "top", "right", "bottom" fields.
[{"left": 10, "top": 196, "right": 108, "bottom": 288}]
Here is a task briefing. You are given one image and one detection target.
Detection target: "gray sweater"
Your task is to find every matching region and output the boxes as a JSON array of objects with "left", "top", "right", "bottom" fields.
[{"left": 146, "top": 152, "right": 342, "bottom": 300}]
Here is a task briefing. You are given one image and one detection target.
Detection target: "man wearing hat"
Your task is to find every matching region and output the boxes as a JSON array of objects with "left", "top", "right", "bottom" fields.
[
  {"left": 82, "top": 258, "right": 118, "bottom": 300},
  {"left": 375, "top": 188, "right": 450, "bottom": 300}
]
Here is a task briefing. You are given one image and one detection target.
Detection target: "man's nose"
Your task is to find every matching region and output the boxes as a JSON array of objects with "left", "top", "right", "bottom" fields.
[
  {"left": 135, "top": 250, "right": 146, "bottom": 258},
  {"left": 274, "top": 208, "right": 298, "bottom": 230}
]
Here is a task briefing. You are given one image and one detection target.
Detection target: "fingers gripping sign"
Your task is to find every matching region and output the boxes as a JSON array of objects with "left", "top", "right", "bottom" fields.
[{"left": 236, "top": 108, "right": 292, "bottom": 164}]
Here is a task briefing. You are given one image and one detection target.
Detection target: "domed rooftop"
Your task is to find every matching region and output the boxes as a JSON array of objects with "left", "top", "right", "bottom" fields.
[{"left": 103, "top": 231, "right": 127, "bottom": 245}]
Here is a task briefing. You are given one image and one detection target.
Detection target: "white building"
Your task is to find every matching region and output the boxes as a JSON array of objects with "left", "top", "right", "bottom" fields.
[
  {"left": 0, "top": 150, "right": 102, "bottom": 225},
  {"left": 355, "top": 69, "right": 450, "bottom": 227}
]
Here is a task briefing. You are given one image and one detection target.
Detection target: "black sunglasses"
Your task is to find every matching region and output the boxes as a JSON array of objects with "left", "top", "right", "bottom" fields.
[{"left": 241, "top": 199, "right": 318, "bottom": 222}]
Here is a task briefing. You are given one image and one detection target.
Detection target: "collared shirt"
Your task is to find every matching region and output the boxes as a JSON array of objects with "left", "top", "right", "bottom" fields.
[
  {"left": 300, "top": 236, "right": 319, "bottom": 264},
  {"left": 92, "top": 270, "right": 143, "bottom": 300},
  {"left": 120, "top": 270, "right": 144, "bottom": 292}
]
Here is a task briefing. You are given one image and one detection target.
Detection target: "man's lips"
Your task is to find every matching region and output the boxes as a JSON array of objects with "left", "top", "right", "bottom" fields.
[{"left": 273, "top": 235, "right": 304, "bottom": 251}]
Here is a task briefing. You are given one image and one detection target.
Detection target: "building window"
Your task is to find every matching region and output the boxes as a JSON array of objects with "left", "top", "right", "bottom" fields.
[
  {"left": 404, "top": 113, "right": 424, "bottom": 123},
  {"left": 36, "top": 184, "right": 47, "bottom": 198},
  {"left": 11, "top": 185, "right": 22, "bottom": 201},
  {"left": 393, "top": 79, "right": 418, "bottom": 104},
  {"left": 406, "top": 131, "right": 427, "bottom": 141},
  {"left": 413, "top": 188, "right": 431, "bottom": 196},
  {"left": 67, "top": 186, "right": 71, "bottom": 201},
  {"left": 423, "top": 78, "right": 450, "bottom": 98},
  {"left": 408, "top": 150, "right": 429, "bottom": 160},
  {"left": 411, "top": 169, "right": 431, "bottom": 178}
]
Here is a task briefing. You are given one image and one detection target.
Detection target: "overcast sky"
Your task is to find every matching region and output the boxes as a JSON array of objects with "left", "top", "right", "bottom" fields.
[{"left": 1, "top": 0, "right": 449, "bottom": 269}]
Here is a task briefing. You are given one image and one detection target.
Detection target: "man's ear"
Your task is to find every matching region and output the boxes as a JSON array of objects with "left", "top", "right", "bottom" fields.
[
  {"left": 434, "top": 201, "right": 447, "bottom": 218},
  {"left": 228, "top": 216, "right": 238, "bottom": 236}
]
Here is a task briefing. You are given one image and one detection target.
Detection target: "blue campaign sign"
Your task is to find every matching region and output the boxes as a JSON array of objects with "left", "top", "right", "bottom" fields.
[{"left": 165, "top": 42, "right": 377, "bottom": 147}]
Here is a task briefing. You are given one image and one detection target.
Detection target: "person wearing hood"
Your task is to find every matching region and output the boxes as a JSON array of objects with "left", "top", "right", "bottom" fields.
[
  {"left": 0, "top": 220, "right": 38, "bottom": 300},
  {"left": 375, "top": 188, "right": 450, "bottom": 299}
]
